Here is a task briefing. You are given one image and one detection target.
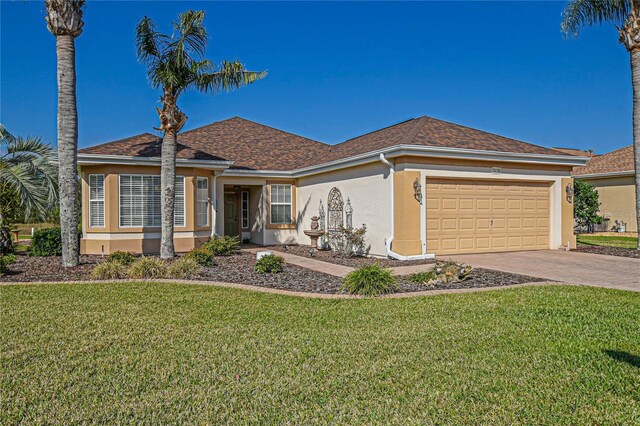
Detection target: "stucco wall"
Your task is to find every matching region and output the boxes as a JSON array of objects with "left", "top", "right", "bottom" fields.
[
  {"left": 581, "top": 176, "right": 637, "bottom": 232},
  {"left": 297, "top": 162, "right": 392, "bottom": 256}
]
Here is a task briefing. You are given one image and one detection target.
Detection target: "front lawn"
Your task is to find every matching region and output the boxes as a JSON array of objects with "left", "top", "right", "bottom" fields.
[
  {"left": 1, "top": 283, "right": 639, "bottom": 423},
  {"left": 577, "top": 234, "right": 638, "bottom": 249}
]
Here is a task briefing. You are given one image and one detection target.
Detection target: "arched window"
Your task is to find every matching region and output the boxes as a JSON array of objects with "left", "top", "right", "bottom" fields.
[{"left": 327, "top": 187, "right": 344, "bottom": 233}]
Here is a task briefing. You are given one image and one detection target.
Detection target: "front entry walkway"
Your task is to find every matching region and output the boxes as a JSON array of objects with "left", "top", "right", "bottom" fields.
[{"left": 447, "top": 251, "right": 640, "bottom": 292}]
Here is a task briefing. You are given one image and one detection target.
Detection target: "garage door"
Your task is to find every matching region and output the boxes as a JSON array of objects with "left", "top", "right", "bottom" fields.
[{"left": 426, "top": 178, "right": 550, "bottom": 255}]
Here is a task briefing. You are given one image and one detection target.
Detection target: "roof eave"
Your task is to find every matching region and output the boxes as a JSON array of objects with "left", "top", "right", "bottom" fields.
[
  {"left": 573, "top": 170, "right": 634, "bottom": 179},
  {"left": 77, "top": 153, "right": 234, "bottom": 170}
]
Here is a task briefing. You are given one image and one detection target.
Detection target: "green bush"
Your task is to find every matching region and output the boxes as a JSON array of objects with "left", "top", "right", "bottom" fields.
[
  {"left": 202, "top": 235, "right": 239, "bottom": 256},
  {"left": 91, "top": 261, "right": 126, "bottom": 280},
  {"left": 107, "top": 251, "right": 136, "bottom": 266},
  {"left": 167, "top": 257, "right": 201, "bottom": 279},
  {"left": 0, "top": 253, "right": 17, "bottom": 276},
  {"left": 126, "top": 257, "right": 167, "bottom": 279},
  {"left": 408, "top": 270, "right": 437, "bottom": 284},
  {"left": 255, "top": 254, "right": 284, "bottom": 274},
  {"left": 184, "top": 248, "right": 215, "bottom": 267},
  {"left": 341, "top": 264, "right": 397, "bottom": 296},
  {"left": 29, "top": 227, "right": 62, "bottom": 256}
]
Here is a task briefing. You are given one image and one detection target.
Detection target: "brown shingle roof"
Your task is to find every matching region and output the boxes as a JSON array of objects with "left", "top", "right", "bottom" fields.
[
  {"left": 307, "top": 116, "right": 568, "bottom": 166},
  {"left": 81, "top": 115, "right": 574, "bottom": 171},
  {"left": 80, "top": 117, "right": 331, "bottom": 171},
  {"left": 573, "top": 145, "right": 634, "bottom": 176},
  {"left": 552, "top": 147, "right": 593, "bottom": 157}
]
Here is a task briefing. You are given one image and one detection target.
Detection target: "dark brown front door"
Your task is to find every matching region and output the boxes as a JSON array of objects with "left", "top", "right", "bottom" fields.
[{"left": 224, "top": 193, "right": 239, "bottom": 237}]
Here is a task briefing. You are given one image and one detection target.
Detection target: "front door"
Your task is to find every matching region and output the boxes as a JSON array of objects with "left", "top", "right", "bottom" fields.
[{"left": 224, "top": 193, "right": 239, "bottom": 237}]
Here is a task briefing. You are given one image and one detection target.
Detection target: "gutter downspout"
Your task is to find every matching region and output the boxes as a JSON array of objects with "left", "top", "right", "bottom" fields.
[
  {"left": 211, "top": 171, "right": 218, "bottom": 237},
  {"left": 380, "top": 153, "right": 434, "bottom": 261}
]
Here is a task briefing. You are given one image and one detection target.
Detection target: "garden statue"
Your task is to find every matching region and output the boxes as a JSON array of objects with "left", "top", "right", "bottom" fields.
[{"left": 303, "top": 216, "right": 324, "bottom": 249}]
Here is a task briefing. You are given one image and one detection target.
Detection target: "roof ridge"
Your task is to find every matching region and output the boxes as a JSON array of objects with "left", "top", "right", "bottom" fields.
[
  {"left": 331, "top": 117, "right": 420, "bottom": 148},
  {"left": 401, "top": 116, "right": 429, "bottom": 145},
  {"left": 180, "top": 116, "right": 330, "bottom": 148},
  {"left": 79, "top": 132, "right": 158, "bottom": 153},
  {"left": 417, "top": 115, "right": 568, "bottom": 155}
]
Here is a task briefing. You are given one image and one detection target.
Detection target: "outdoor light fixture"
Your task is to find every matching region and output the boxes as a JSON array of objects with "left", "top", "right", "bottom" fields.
[
  {"left": 413, "top": 178, "right": 423, "bottom": 204},
  {"left": 565, "top": 183, "right": 574, "bottom": 203}
]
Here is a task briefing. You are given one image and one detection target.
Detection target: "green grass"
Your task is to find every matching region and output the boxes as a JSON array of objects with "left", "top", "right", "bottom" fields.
[
  {"left": 1, "top": 283, "right": 639, "bottom": 424},
  {"left": 577, "top": 234, "right": 638, "bottom": 249}
]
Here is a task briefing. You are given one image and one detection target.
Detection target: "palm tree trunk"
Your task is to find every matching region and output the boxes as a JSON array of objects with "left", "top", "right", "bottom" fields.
[
  {"left": 160, "top": 131, "right": 177, "bottom": 258},
  {"left": 632, "top": 49, "right": 640, "bottom": 249},
  {"left": 56, "top": 35, "right": 79, "bottom": 267}
]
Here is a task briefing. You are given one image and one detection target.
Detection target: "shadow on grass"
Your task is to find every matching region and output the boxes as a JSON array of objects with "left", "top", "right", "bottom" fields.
[{"left": 604, "top": 350, "right": 640, "bottom": 368}]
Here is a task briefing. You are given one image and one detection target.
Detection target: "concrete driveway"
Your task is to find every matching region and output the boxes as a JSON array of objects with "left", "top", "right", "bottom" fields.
[{"left": 446, "top": 251, "right": 640, "bottom": 292}]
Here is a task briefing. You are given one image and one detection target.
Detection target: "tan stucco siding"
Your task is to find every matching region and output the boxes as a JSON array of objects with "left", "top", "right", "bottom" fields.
[
  {"left": 80, "top": 164, "right": 213, "bottom": 254},
  {"left": 297, "top": 162, "right": 392, "bottom": 256},
  {"left": 392, "top": 171, "right": 422, "bottom": 256},
  {"left": 580, "top": 176, "right": 637, "bottom": 232}
]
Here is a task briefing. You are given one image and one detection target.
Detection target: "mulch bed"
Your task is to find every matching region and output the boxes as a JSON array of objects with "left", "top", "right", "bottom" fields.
[
  {"left": 1, "top": 252, "right": 548, "bottom": 295},
  {"left": 395, "top": 268, "right": 548, "bottom": 292},
  {"left": 575, "top": 245, "right": 640, "bottom": 259},
  {"left": 265, "top": 245, "right": 435, "bottom": 267}
]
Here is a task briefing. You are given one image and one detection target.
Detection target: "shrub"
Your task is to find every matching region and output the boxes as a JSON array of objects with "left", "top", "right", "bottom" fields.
[
  {"left": 30, "top": 227, "right": 62, "bottom": 256},
  {"left": 330, "top": 225, "right": 371, "bottom": 258},
  {"left": 408, "top": 270, "right": 437, "bottom": 284},
  {"left": 126, "top": 257, "right": 167, "bottom": 279},
  {"left": 255, "top": 254, "right": 284, "bottom": 274},
  {"left": 184, "top": 248, "right": 215, "bottom": 267},
  {"left": 0, "top": 223, "right": 13, "bottom": 255},
  {"left": 409, "top": 260, "right": 473, "bottom": 286},
  {"left": 91, "top": 261, "right": 126, "bottom": 280},
  {"left": 107, "top": 251, "right": 136, "bottom": 266},
  {"left": 202, "top": 235, "right": 239, "bottom": 256},
  {"left": 167, "top": 257, "right": 201, "bottom": 279},
  {"left": 341, "top": 264, "right": 397, "bottom": 296},
  {"left": 0, "top": 253, "right": 17, "bottom": 276}
]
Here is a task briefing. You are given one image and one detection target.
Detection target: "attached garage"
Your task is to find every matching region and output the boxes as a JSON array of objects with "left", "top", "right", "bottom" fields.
[{"left": 426, "top": 178, "right": 551, "bottom": 255}]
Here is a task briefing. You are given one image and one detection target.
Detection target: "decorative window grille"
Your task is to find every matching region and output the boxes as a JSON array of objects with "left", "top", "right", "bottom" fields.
[
  {"left": 241, "top": 191, "right": 249, "bottom": 228},
  {"left": 270, "top": 184, "right": 292, "bottom": 224},
  {"left": 196, "top": 177, "right": 209, "bottom": 226},
  {"left": 119, "top": 175, "right": 184, "bottom": 227},
  {"left": 89, "top": 174, "right": 105, "bottom": 227},
  {"left": 327, "top": 187, "right": 344, "bottom": 233}
]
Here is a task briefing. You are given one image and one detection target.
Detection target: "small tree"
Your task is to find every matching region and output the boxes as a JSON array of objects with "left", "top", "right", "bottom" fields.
[{"left": 574, "top": 179, "right": 603, "bottom": 231}]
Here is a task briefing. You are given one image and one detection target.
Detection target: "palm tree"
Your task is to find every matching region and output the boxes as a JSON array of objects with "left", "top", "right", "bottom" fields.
[
  {"left": 135, "top": 10, "right": 266, "bottom": 259},
  {"left": 0, "top": 125, "right": 58, "bottom": 253},
  {"left": 45, "top": 0, "right": 85, "bottom": 266},
  {"left": 562, "top": 0, "right": 640, "bottom": 249}
]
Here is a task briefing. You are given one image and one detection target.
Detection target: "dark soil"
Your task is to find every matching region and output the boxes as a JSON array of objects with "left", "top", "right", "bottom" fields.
[
  {"left": 0, "top": 254, "right": 100, "bottom": 282},
  {"left": 396, "top": 268, "right": 548, "bottom": 293},
  {"left": 1, "top": 252, "right": 548, "bottom": 295},
  {"left": 575, "top": 245, "right": 640, "bottom": 259},
  {"left": 265, "top": 244, "right": 436, "bottom": 267}
]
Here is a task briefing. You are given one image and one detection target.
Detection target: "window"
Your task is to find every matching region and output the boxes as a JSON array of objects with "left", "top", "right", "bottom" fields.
[
  {"left": 119, "top": 175, "right": 185, "bottom": 227},
  {"left": 89, "top": 174, "right": 105, "bottom": 227},
  {"left": 196, "top": 177, "right": 209, "bottom": 227},
  {"left": 270, "top": 184, "right": 292, "bottom": 224},
  {"left": 241, "top": 191, "right": 249, "bottom": 228}
]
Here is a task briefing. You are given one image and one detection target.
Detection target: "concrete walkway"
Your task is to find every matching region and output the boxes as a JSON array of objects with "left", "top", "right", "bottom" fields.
[{"left": 446, "top": 250, "right": 640, "bottom": 292}]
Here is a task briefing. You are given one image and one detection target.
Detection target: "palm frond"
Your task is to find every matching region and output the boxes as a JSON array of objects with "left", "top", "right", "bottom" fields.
[
  {"left": 562, "top": 0, "right": 632, "bottom": 36},
  {"left": 194, "top": 60, "right": 267, "bottom": 94},
  {"left": 173, "top": 10, "right": 207, "bottom": 60},
  {"left": 0, "top": 127, "right": 58, "bottom": 220}
]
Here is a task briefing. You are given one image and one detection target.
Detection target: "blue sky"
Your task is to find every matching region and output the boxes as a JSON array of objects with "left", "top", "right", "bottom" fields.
[{"left": 0, "top": 1, "right": 632, "bottom": 153}]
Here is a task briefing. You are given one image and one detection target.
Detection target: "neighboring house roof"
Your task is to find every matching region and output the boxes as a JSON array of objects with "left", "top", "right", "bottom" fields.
[
  {"left": 552, "top": 147, "right": 593, "bottom": 157},
  {"left": 80, "top": 115, "right": 583, "bottom": 172},
  {"left": 573, "top": 145, "right": 634, "bottom": 177},
  {"left": 80, "top": 117, "right": 331, "bottom": 171}
]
